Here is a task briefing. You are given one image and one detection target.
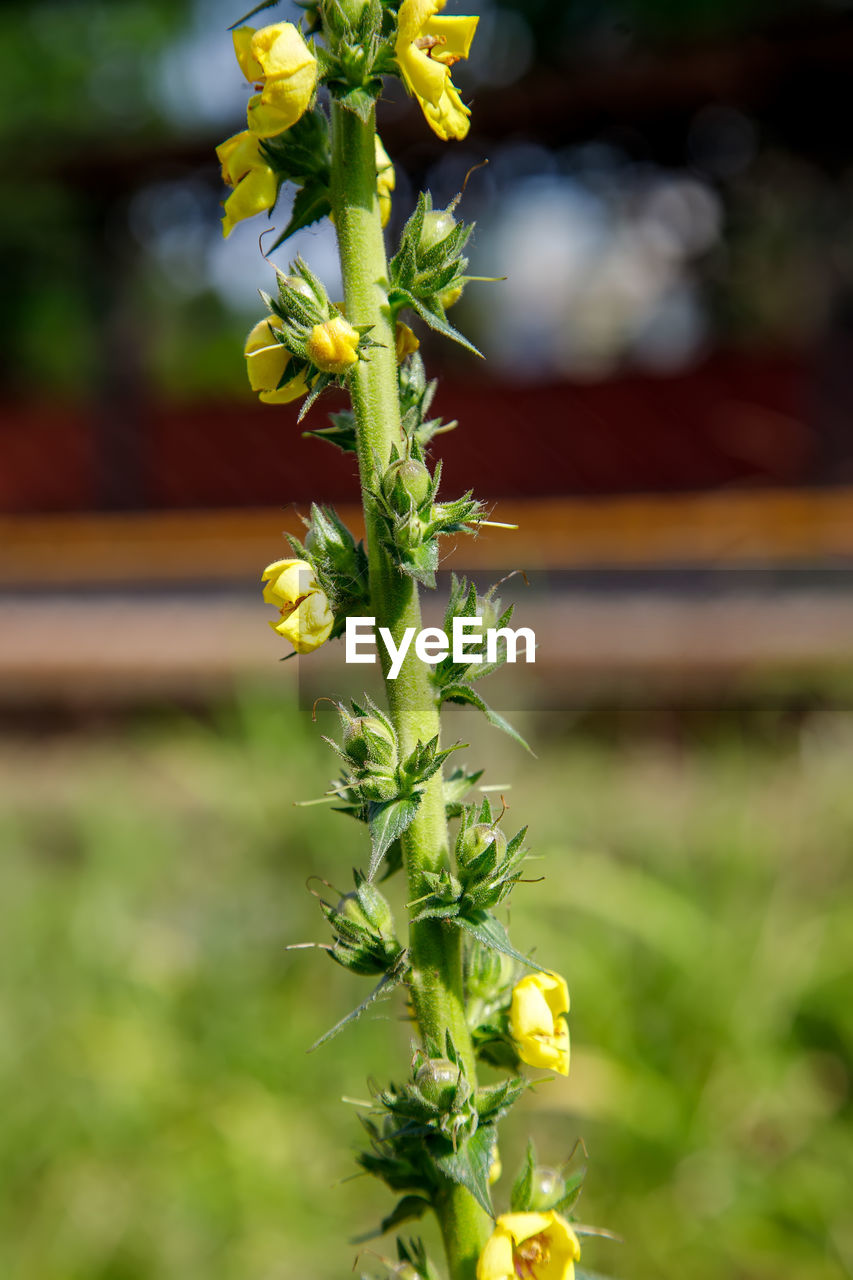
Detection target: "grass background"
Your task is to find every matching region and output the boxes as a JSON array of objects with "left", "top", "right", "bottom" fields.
[{"left": 1, "top": 694, "right": 851, "bottom": 1279}]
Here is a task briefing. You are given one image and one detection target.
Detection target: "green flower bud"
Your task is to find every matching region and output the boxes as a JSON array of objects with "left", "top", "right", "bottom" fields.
[
  {"left": 420, "top": 207, "right": 456, "bottom": 252},
  {"left": 336, "top": 881, "right": 395, "bottom": 938},
  {"left": 528, "top": 1166, "right": 566, "bottom": 1211},
  {"left": 476, "top": 594, "right": 502, "bottom": 634},
  {"left": 415, "top": 1057, "right": 464, "bottom": 1109},
  {"left": 467, "top": 945, "right": 516, "bottom": 1000},
  {"left": 381, "top": 457, "right": 432, "bottom": 513},
  {"left": 459, "top": 822, "right": 507, "bottom": 867},
  {"left": 342, "top": 713, "right": 397, "bottom": 769}
]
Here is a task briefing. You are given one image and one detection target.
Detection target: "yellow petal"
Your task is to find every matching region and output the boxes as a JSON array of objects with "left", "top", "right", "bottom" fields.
[
  {"left": 397, "top": 42, "right": 448, "bottom": 107},
  {"left": 233, "top": 26, "right": 262, "bottom": 82},
  {"left": 306, "top": 315, "right": 360, "bottom": 374},
  {"left": 263, "top": 559, "right": 313, "bottom": 608},
  {"left": 221, "top": 165, "right": 279, "bottom": 237},
  {"left": 476, "top": 1224, "right": 515, "bottom": 1280},
  {"left": 246, "top": 92, "right": 295, "bottom": 139},
  {"left": 245, "top": 320, "right": 290, "bottom": 392},
  {"left": 216, "top": 130, "right": 264, "bottom": 186},
  {"left": 259, "top": 368, "right": 309, "bottom": 404},
  {"left": 422, "top": 14, "right": 479, "bottom": 62},
  {"left": 275, "top": 589, "right": 334, "bottom": 652},
  {"left": 421, "top": 77, "right": 472, "bottom": 140},
  {"left": 397, "top": 0, "right": 446, "bottom": 47}
]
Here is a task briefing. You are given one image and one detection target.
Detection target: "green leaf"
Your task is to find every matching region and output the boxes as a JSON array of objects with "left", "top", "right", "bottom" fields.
[
  {"left": 554, "top": 1169, "right": 587, "bottom": 1214},
  {"left": 438, "top": 684, "right": 533, "bottom": 755},
  {"left": 390, "top": 288, "right": 483, "bottom": 358},
  {"left": 434, "top": 1124, "right": 496, "bottom": 1217},
  {"left": 308, "top": 949, "right": 409, "bottom": 1051},
  {"left": 368, "top": 795, "right": 420, "bottom": 880},
  {"left": 271, "top": 180, "right": 332, "bottom": 249},
  {"left": 456, "top": 910, "right": 543, "bottom": 971},
  {"left": 511, "top": 1139, "right": 537, "bottom": 1212}
]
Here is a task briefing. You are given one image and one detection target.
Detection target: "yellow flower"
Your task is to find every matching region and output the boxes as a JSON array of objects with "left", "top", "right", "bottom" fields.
[
  {"left": 233, "top": 23, "right": 317, "bottom": 138},
  {"left": 261, "top": 558, "right": 334, "bottom": 652},
  {"left": 395, "top": 321, "right": 420, "bottom": 363},
  {"left": 375, "top": 136, "right": 396, "bottom": 227},
  {"left": 216, "top": 130, "right": 278, "bottom": 237},
  {"left": 395, "top": 0, "right": 478, "bottom": 141},
  {"left": 477, "top": 1212, "right": 581, "bottom": 1280},
  {"left": 306, "top": 314, "right": 360, "bottom": 374},
  {"left": 509, "top": 971, "right": 570, "bottom": 1076},
  {"left": 244, "top": 318, "right": 309, "bottom": 405}
]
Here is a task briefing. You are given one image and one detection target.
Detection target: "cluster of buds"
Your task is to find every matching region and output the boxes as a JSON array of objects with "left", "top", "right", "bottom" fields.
[
  {"left": 246, "top": 258, "right": 375, "bottom": 416},
  {"left": 329, "top": 701, "right": 400, "bottom": 804},
  {"left": 373, "top": 445, "right": 485, "bottom": 586},
  {"left": 410, "top": 799, "right": 528, "bottom": 924},
  {"left": 314, "top": 870, "right": 402, "bottom": 976}
]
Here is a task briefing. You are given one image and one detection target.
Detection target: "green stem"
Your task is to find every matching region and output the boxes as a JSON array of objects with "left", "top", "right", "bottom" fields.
[{"left": 330, "top": 100, "right": 491, "bottom": 1280}]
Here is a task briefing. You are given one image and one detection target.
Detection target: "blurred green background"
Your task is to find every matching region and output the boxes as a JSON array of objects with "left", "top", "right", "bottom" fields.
[{"left": 2, "top": 697, "right": 851, "bottom": 1279}]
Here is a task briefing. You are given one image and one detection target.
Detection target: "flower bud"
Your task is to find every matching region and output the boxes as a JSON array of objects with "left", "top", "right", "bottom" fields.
[
  {"left": 420, "top": 206, "right": 457, "bottom": 252},
  {"left": 415, "top": 1057, "right": 464, "bottom": 1109},
  {"left": 336, "top": 881, "right": 395, "bottom": 939},
  {"left": 527, "top": 1167, "right": 564, "bottom": 1212},
  {"left": 459, "top": 822, "right": 507, "bottom": 867},
  {"left": 342, "top": 713, "right": 397, "bottom": 770},
  {"left": 395, "top": 321, "right": 420, "bottom": 364},
  {"left": 306, "top": 314, "right": 360, "bottom": 374},
  {"left": 381, "top": 458, "right": 432, "bottom": 513},
  {"left": 467, "top": 945, "right": 516, "bottom": 1000},
  {"left": 509, "top": 971, "right": 570, "bottom": 1077},
  {"left": 244, "top": 318, "right": 308, "bottom": 405}
]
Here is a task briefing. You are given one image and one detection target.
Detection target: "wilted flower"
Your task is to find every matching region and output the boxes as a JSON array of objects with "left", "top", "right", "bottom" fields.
[
  {"left": 233, "top": 23, "right": 317, "bottom": 137},
  {"left": 395, "top": 0, "right": 478, "bottom": 141},
  {"left": 261, "top": 558, "right": 333, "bottom": 652},
  {"left": 306, "top": 314, "right": 360, "bottom": 374},
  {"left": 395, "top": 321, "right": 420, "bottom": 363},
  {"left": 477, "top": 1212, "right": 581, "bottom": 1280},
  {"left": 216, "top": 130, "right": 278, "bottom": 237},
  {"left": 509, "top": 971, "right": 570, "bottom": 1076},
  {"left": 244, "top": 318, "right": 308, "bottom": 405}
]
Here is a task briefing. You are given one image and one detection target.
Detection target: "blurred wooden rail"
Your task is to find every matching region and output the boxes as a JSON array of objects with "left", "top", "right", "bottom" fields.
[{"left": 3, "top": 489, "right": 853, "bottom": 585}]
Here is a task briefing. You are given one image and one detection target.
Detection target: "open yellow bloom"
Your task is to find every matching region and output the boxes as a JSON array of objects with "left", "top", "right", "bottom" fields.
[
  {"left": 395, "top": 0, "right": 478, "bottom": 141},
  {"left": 262, "top": 558, "right": 333, "bottom": 653},
  {"left": 244, "top": 318, "right": 309, "bottom": 405},
  {"left": 216, "top": 131, "right": 278, "bottom": 237},
  {"left": 306, "top": 314, "right": 360, "bottom": 374},
  {"left": 477, "top": 1212, "right": 581, "bottom": 1280},
  {"left": 509, "top": 971, "right": 570, "bottom": 1076},
  {"left": 233, "top": 23, "right": 317, "bottom": 137},
  {"left": 375, "top": 136, "right": 395, "bottom": 227}
]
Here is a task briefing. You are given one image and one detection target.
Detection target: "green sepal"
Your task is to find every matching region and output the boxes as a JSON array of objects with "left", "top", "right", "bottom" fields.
[
  {"left": 511, "top": 1139, "right": 537, "bottom": 1212},
  {"left": 308, "top": 948, "right": 409, "bottom": 1051},
  {"left": 433, "top": 1123, "right": 496, "bottom": 1217},
  {"left": 388, "top": 286, "right": 482, "bottom": 358},
  {"left": 475, "top": 1076, "right": 526, "bottom": 1126}
]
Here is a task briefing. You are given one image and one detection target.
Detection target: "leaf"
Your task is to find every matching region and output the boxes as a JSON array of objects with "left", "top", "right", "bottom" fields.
[
  {"left": 438, "top": 684, "right": 533, "bottom": 755},
  {"left": 271, "top": 180, "right": 332, "bottom": 249},
  {"left": 434, "top": 1124, "right": 496, "bottom": 1217},
  {"left": 390, "top": 288, "right": 483, "bottom": 358},
  {"left": 511, "top": 1139, "right": 537, "bottom": 1212},
  {"left": 308, "top": 949, "right": 409, "bottom": 1051},
  {"left": 368, "top": 795, "right": 420, "bottom": 880},
  {"left": 456, "top": 911, "right": 543, "bottom": 971},
  {"left": 554, "top": 1169, "right": 587, "bottom": 1214}
]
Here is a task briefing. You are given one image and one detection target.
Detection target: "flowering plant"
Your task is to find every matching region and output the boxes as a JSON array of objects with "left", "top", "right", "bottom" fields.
[{"left": 217, "top": 3, "right": 617, "bottom": 1278}]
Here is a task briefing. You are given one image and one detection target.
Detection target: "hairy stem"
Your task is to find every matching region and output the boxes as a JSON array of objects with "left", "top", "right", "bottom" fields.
[{"left": 330, "top": 99, "right": 491, "bottom": 1280}]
